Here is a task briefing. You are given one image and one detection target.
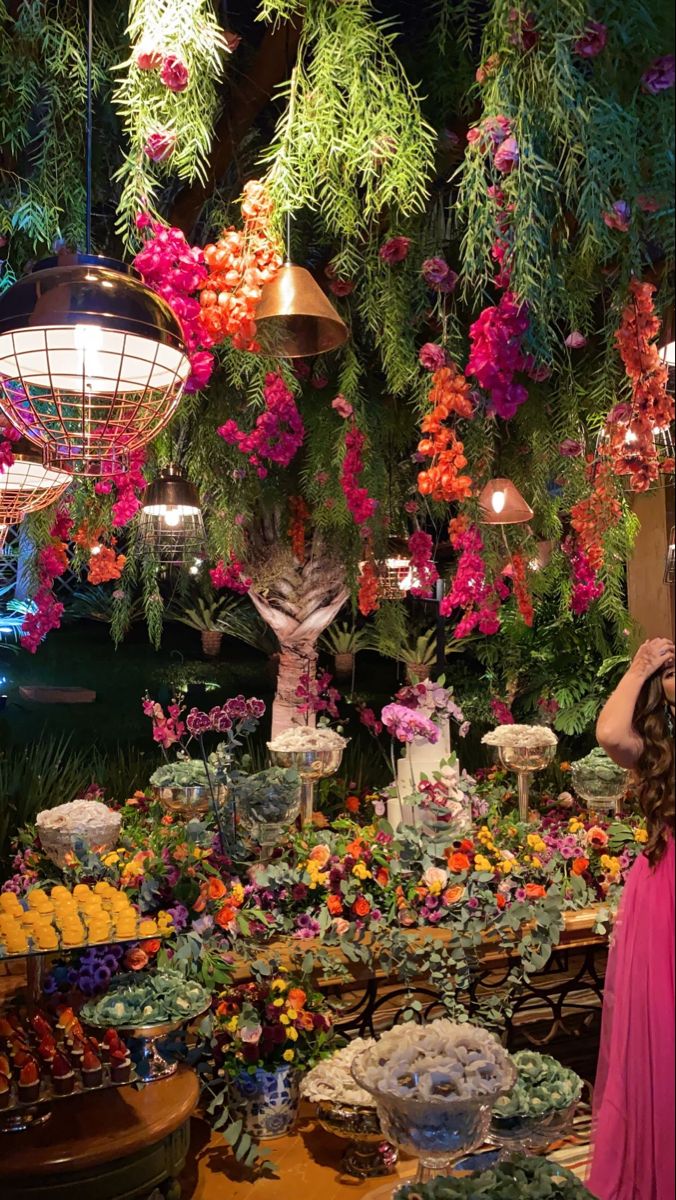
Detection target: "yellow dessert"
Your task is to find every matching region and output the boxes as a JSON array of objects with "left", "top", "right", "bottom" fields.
[
  {"left": 34, "top": 927, "right": 59, "bottom": 950},
  {"left": 3, "top": 930, "right": 29, "bottom": 954},
  {"left": 137, "top": 918, "right": 158, "bottom": 936},
  {"left": 0, "top": 893, "right": 23, "bottom": 915},
  {"left": 72, "top": 884, "right": 92, "bottom": 899}
]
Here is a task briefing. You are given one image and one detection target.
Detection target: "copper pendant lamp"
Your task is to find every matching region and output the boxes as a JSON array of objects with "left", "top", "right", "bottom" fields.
[
  {"left": 255, "top": 261, "right": 348, "bottom": 358},
  {"left": 137, "top": 464, "right": 206, "bottom": 570},
  {"left": 479, "top": 477, "right": 534, "bottom": 524},
  {"left": 0, "top": 437, "right": 71, "bottom": 548},
  {"left": 0, "top": 0, "right": 190, "bottom": 477}
]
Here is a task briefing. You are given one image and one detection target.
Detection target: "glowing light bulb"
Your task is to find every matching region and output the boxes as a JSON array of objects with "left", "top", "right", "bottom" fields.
[
  {"left": 74, "top": 323, "right": 103, "bottom": 388},
  {"left": 491, "top": 490, "right": 506, "bottom": 514},
  {"left": 90, "top": 544, "right": 101, "bottom": 555},
  {"left": 163, "top": 509, "right": 181, "bottom": 527},
  {"left": 624, "top": 429, "right": 638, "bottom": 444}
]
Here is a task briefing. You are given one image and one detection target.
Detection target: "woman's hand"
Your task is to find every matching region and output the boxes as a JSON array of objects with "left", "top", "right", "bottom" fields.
[{"left": 628, "top": 638, "right": 675, "bottom": 683}]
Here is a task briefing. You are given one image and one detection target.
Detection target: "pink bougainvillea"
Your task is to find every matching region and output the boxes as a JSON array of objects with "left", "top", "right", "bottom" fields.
[
  {"left": 95, "top": 449, "right": 147, "bottom": 528},
  {"left": 0, "top": 423, "right": 20, "bottom": 473},
  {"left": 218, "top": 373, "right": 304, "bottom": 478},
  {"left": 466, "top": 292, "right": 530, "bottom": 419},
  {"left": 407, "top": 530, "right": 439, "bottom": 598},
  {"left": 20, "top": 508, "right": 73, "bottom": 653},
  {"left": 340, "top": 426, "right": 378, "bottom": 527},
  {"left": 440, "top": 523, "right": 503, "bottom": 638},
  {"left": 210, "top": 555, "right": 252, "bottom": 594}
]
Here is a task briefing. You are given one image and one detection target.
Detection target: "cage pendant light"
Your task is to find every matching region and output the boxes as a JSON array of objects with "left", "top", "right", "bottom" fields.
[
  {"left": 0, "top": 0, "right": 190, "bottom": 476},
  {"left": 137, "top": 464, "right": 206, "bottom": 570},
  {"left": 0, "top": 437, "right": 71, "bottom": 548}
]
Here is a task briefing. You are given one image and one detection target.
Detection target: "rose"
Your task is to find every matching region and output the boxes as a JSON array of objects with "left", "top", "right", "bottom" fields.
[
  {"left": 421, "top": 258, "right": 458, "bottom": 292},
  {"left": 328, "top": 278, "right": 354, "bottom": 297},
  {"left": 443, "top": 885, "right": 465, "bottom": 905},
  {"left": 333, "top": 917, "right": 350, "bottom": 936},
  {"left": 379, "top": 236, "right": 411, "bottom": 264},
  {"left": 494, "top": 135, "right": 520, "bottom": 174},
  {"left": 352, "top": 896, "right": 371, "bottom": 917},
  {"left": 447, "top": 851, "right": 470, "bottom": 873},
  {"left": 418, "top": 342, "right": 448, "bottom": 371},
  {"left": 573, "top": 21, "right": 607, "bottom": 58},
  {"left": 422, "top": 866, "right": 448, "bottom": 893},
  {"left": 208, "top": 878, "right": 227, "bottom": 901},
  {"left": 124, "top": 947, "right": 148, "bottom": 971},
  {"left": 331, "top": 394, "right": 354, "bottom": 419},
  {"left": 524, "top": 883, "right": 546, "bottom": 899},
  {"left": 144, "top": 130, "right": 177, "bottom": 162},
  {"left": 602, "top": 201, "right": 631, "bottom": 232},
  {"left": 571, "top": 857, "right": 589, "bottom": 876},
  {"left": 135, "top": 42, "right": 163, "bottom": 70},
  {"left": 327, "top": 895, "right": 343, "bottom": 916},
  {"left": 641, "top": 54, "right": 675, "bottom": 94},
  {"left": 309, "top": 844, "right": 331, "bottom": 868},
  {"left": 160, "top": 54, "right": 189, "bottom": 92},
  {"left": 564, "top": 331, "right": 587, "bottom": 349}
]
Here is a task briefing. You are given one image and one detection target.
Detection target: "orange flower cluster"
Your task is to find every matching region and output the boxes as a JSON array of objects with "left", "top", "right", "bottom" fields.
[
  {"left": 358, "top": 551, "right": 379, "bottom": 616},
  {"left": 570, "top": 458, "right": 622, "bottom": 572},
  {"left": 87, "top": 544, "right": 126, "bottom": 584},
  {"left": 200, "top": 181, "right": 283, "bottom": 352},
  {"left": 417, "top": 364, "right": 474, "bottom": 502},
  {"left": 511, "top": 551, "right": 534, "bottom": 627},
  {"left": 288, "top": 495, "right": 310, "bottom": 562},
  {"left": 613, "top": 279, "right": 674, "bottom": 491}
]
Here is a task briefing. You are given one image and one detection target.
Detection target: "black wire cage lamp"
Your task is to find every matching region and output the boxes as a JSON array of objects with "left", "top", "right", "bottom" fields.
[
  {"left": 0, "top": 1, "right": 190, "bottom": 477},
  {"left": 137, "top": 464, "right": 206, "bottom": 570}
]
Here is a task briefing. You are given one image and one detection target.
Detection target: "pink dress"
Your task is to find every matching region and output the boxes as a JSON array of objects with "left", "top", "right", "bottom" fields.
[{"left": 588, "top": 836, "right": 675, "bottom": 1200}]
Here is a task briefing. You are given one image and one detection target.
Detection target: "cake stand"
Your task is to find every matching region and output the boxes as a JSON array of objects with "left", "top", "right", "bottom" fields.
[
  {"left": 268, "top": 744, "right": 346, "bottom": 825},
  {"left": 83, "top": 1006, "right": 209, "bottom": 1082},
  {"left": 497, "top": 743, "right": 557, "bottom": 822}
]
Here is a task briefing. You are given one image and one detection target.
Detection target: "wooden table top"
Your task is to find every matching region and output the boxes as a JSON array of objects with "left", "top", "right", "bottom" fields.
[{"left": 0, "top": 1064, "right": 199, "bottom": 1178}]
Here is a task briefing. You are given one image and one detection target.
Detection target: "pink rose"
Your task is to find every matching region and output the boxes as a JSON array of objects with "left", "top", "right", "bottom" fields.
[
  {"left": 160, "top": 54, "right": 189, "bottom": 92},
  {"left": 419, "top": 342, "right": 448, "bottom": 371},
  {"left": 602, "top": 200, "right": 631, "bottom": 232},
  {"left": 135, "top": 42, "right": 163, "bottom": 71},
  {"left": 494, "top": 135, "right": 520, "bottom": 174},
  {"left": 379, "top": 236, "right": 411, "bottom": 264},
  {"left": 332, "top": 394, "right": 354, "bottom": 419},
  {"left": 573, "top": 21, "right": 607, "bottom": 58},
  {"left": 333, "top": 918, "right": 350, "bottom": 936},
  {"left": 421, "top": 257, "right": 458, "bottom": 292},
  {"left": 641, "top": 54, "right": 675, "bottom": 94},
  {"left": 144, "top": 130, "right": 177, "bottom": 163},
  {"left": 422, "top": 867, "right": 448, "bottom": 893},
  {"left": 564, "top": 330, "right": 587, "bottom": 349}
]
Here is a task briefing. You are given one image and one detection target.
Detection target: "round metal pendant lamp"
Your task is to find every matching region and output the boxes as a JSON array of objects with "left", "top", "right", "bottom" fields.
[
  {"left": 0, "top": 0, "right": 190, "bottom": 477},
  {"left": 0, "top": 437, "right": 71, "bottom": 547},
  {"left": 137, "top": 464, "right": 206, "bottom": 569}
]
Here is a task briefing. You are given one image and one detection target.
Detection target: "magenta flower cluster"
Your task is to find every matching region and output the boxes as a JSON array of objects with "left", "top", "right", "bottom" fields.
[
  {"left": 381, "top": 703, "right": 440, "bottom": 745},
  {"left": 440, "top": 525, "right": 503, "bottom": 638},
  {"left": 295, "top": 671, "right": 340, "bottom": 720},
  {"left": 135, "top": 44, "right": 190, "bottom": 92},
  {"left": 407, "top": 530, "right": 439, "bottom": 598},
  {"left": 418, "top": 343, "right": 448, "bottom": 372},
  {"left": 340, "top": 426, "right": 378, "bottom": 527},
  {"left": 218, "top": 373, "right": 304, "bottom": 478},
  {"left": 573, "top": 21, "right": 607, "bottom": 58},
  {"left": 134, "top": 219, "right": 214, "bottom": 392},
  {"left": 421, "top": 257, "right": 458, "bottom": 293},
  {"left": 94, "top": 448, "right": 147, "bottom": 528},
  {"left": 20, "top": 508, "right": 71, "bottom": 653},
  {"left": 0, "top": 422, "right": 20, "bottom": 473},
  {"left": 467, "top": 291, "right": 530, "bottom": 419},
  {"left": 210, "top": 555, "right": 252, "bottom": 594},
  {"left": 566, "top": 544, "right": 604, "bottom": 615},
  {"left": 143, "top": 693, "right": 266, "bottom": 749},
  {"left": 467, "top": 115, "right": 520, "bottom": 175}
]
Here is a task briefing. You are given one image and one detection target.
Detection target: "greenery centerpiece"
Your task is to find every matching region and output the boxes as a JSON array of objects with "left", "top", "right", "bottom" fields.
[
  {"left": 490, "top": 1050, "right": 583, "bottom": 1155},
  {"left": 394, "top": 1156, "right": 595, "bottom": 1198},
  {"left": 231, "top": 765, "right": 301, "bottom": 861}
]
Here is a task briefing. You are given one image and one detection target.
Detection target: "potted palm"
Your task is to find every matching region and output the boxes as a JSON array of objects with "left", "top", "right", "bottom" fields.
[
  {"left": 320, "top": 622, "right": 368, "bottom": 679},
  {"left": 170, "top": 593, "right": 233, "bottom": 657},
  {"left": 367, "top": 625, "right": 440, "bottom": 683}
]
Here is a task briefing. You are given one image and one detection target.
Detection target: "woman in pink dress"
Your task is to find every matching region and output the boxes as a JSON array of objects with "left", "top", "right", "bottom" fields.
[{"left": 588, "top": 637, "right": 675, "bottom": 1200}]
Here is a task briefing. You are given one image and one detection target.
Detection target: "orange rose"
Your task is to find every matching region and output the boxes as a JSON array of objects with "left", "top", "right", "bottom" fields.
[
  {"left": 496, "top": 893, "right": 506, "bottom": 909},
  {"left": 215, "top": 905, "right": 236, "bottom": 928},
  {"left": 141, "top": 939, "right": 161, "bottom": 955},
  {"left": 345, "top": 795, "right": 361, "bottom": 814},
  {"left": 352, "top": 896, "right": 371, "bottom": 917},
  {"left": 395, "top": 885, "right": 408, "bottom": 911},
  {"left": 346, "top": 839, "right": 363, "bottom": 861},
  {"left": 571, "top": 857, "right": 589, "bottom": 876},
  {"left": 300, "top": 1011, "right": 315, "bottom": 1031},
  {"left": 193, "top": 884, "right": 208, "bottom": 913},
  {"left": 288, "top": 988, "right": 307, "bottom": 1010},
  {"left": 443, "top": 885, "right": 465, "bottom": 905},
  {"left": 124, "top": 947, "right": 148, "bottom": 971},
  {"left": 327, "top": 894, "right": 343, "bottom": 916},
  {"left": 375, "top": 867, "right": 389, "bottom": 886},
  {"left": 524, "top": 883, "right": 546, "bottom": 899},
  {"left": 309, "top": 844, "right": 331, "bottom": 869},
  {"left": 208, "top": 877, "right": 227, "bottom": 901},
  {"left": 447, "top": 852, "right": 471, "bottom": 873}
]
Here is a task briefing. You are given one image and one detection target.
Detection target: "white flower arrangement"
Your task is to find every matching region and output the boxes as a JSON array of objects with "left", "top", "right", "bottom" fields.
[
  {"left": 302, "top": 1038, "right": 376, "bottom": 1107},
  {"left": 482, "top": 724, "right": 558, "bottom": 750},
  {"left": 268, "top": 725, "right": 348, "bottom": 752}
]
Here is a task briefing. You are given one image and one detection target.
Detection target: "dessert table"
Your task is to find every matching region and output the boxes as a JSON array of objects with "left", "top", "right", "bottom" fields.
[{"left": 0, "top": 1064, "right": 199, "bottom": 1200}]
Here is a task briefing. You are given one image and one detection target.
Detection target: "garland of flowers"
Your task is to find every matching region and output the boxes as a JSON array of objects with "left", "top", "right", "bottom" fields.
[
  {"left": 20, "top": 508, "right": 72, "bottom": 653},
  {"left": 466, "top": 291, "right": 531, "bottom": 420},
  {"left": 340, "top": 424, "right": 378, "bottom": 527},
  {"left": 200, "top": 181, "right": 283, "bottom": 352},
  {"left": 94, "top": 450, "right": 148, "bottom": 528},
  {"left": 113, "top": 0, "right": 230, "bottom": 245},
  {"left": 612, "top": 278, "right": 674, "bottom": 492},
  {"left": 210, "top": 555, "right": 252, "bottom": 595},
  {"left": 218, "top": 374, "right": 304, "bottom": 478},
  {"left": 568, "top": 457, "right": 623, "bottom": 613},
  {"left": 416, "top": 362, "right": 474, "bottom": 502},
  {"left": 440, "top": 521, "right": 504, "bottom": 638},
  {"left": 510, "top": 550, "right": 534, "bottom": 627},
  {"left": 134, "top": 218, "right": 214, "bottom": 392},
  {"left": 407, "top": 529, "right": 439, "bottom": 599}
]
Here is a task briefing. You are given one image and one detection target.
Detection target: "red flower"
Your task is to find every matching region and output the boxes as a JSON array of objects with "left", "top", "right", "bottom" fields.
[
  {"left": 160, "top": 54, "right": 189, "bottom": 92},
  {"left": 379, "top": 237, "right": 411, "bottom": 264},
  {"left": 144, "top": 130, "right": 177, "bottom": 163},
  {"left": 352, "top": 896, "right": 371, "bottom": 917},
  {"left": 327, "top": 895, "right": 343, "bottom": 916},
  {"left": 571, "top": 857, "right": 589, "bottom": 876},
  {"left": 524, "top": 883, "right": 546, "bottom": 899}
]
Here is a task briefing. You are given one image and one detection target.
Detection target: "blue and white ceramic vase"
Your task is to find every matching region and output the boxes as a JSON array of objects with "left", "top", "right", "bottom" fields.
[{"left": 233, "top": 1065, "right": 301, "bottom": 1140}]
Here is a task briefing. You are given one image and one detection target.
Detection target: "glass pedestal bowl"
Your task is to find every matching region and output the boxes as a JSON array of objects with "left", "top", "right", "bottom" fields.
[
  {"left": 315, "top": 1099, "right": 398, "bottom": 1178},
  {"left": 268, "top": 745, "right": 346, "bottom": 825},
  {"left": 488, "top": 1097, "right": 579, "bottom": 1158},
  {"left": 570, "top": 763, "right": 629, "bottom": 818},
  {"left": 351, "top": 1051, "right": 516, "bottom": 1192},
  {"left": 238, "top": 784, "right": 302, "bottom": 863},
  {"left": 497, "top": 743, "right": 557, "bottom": 823},
  {"left": 152, "top": 782, "right": 228, "bottom": 818}
]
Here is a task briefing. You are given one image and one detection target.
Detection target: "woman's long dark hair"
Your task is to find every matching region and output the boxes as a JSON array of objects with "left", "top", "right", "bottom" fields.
[{"left": 633, "top": 671, "right": 675, "bottom": 866}]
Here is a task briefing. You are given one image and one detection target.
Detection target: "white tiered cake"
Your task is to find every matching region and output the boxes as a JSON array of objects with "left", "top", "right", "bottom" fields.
[{"left": 388, "top": 720, "right": 452, "bottom": 828}]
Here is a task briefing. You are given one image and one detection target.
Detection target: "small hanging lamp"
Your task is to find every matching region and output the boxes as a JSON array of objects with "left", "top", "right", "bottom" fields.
[
  {"left": 0, "top": 0, "right": 190, "bottom": 476},
  {"left": 255, "top": 262, "right": 348, "bottom": 358},
  {"left": 479, "top": 477, "right": 534, "bottom": 525},
  {"left": 0, "top": 437, "right": 71, "bottom": 548},
  {"left": 137, "top": 464, "right": 206, "bottom": 570}
]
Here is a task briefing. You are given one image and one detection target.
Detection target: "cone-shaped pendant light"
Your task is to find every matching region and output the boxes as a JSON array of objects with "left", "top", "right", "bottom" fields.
[
  {"left": 137, "top": 464, "right": 206, "bottom": 569},
  {"left": 479, "top": 477, "right": 534, "bottom": 525},
  {"left": 255, "top": 262, "right": 348, "bottom": 358},
  {"left": 0, "top": 437, "right": 71, "bottom": 548}
]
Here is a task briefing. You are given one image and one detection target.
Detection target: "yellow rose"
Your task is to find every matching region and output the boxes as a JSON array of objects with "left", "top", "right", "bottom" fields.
[
  {"left": 286, "top": 1027, "right": 298, "bottom": 1042},
  {"left": 283, "top": 1049, "right": 295, "bottom": 1063},
  {"left": 231, "top": 883, "right": 245, "bottom": 904},
  {"left": 526, "top": 834, "right": 546, "bottom": 853},
  {"left": 634, "top": 828, "right": 648, "bottom": 844}
]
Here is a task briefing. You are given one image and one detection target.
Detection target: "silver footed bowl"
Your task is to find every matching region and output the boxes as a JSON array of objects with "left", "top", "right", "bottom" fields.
[
  {"left": 489, "top": 1097, "right": 579, "bottom": 1152},
  {"left": 498, "top": 743, "right": 557, "bottom": 774},
  {"left": 315, "top": 1099, "right": 398, "bottom": 1178},
  {"left": 268, "top": 746, "right": 345, "bottom": 781}
]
